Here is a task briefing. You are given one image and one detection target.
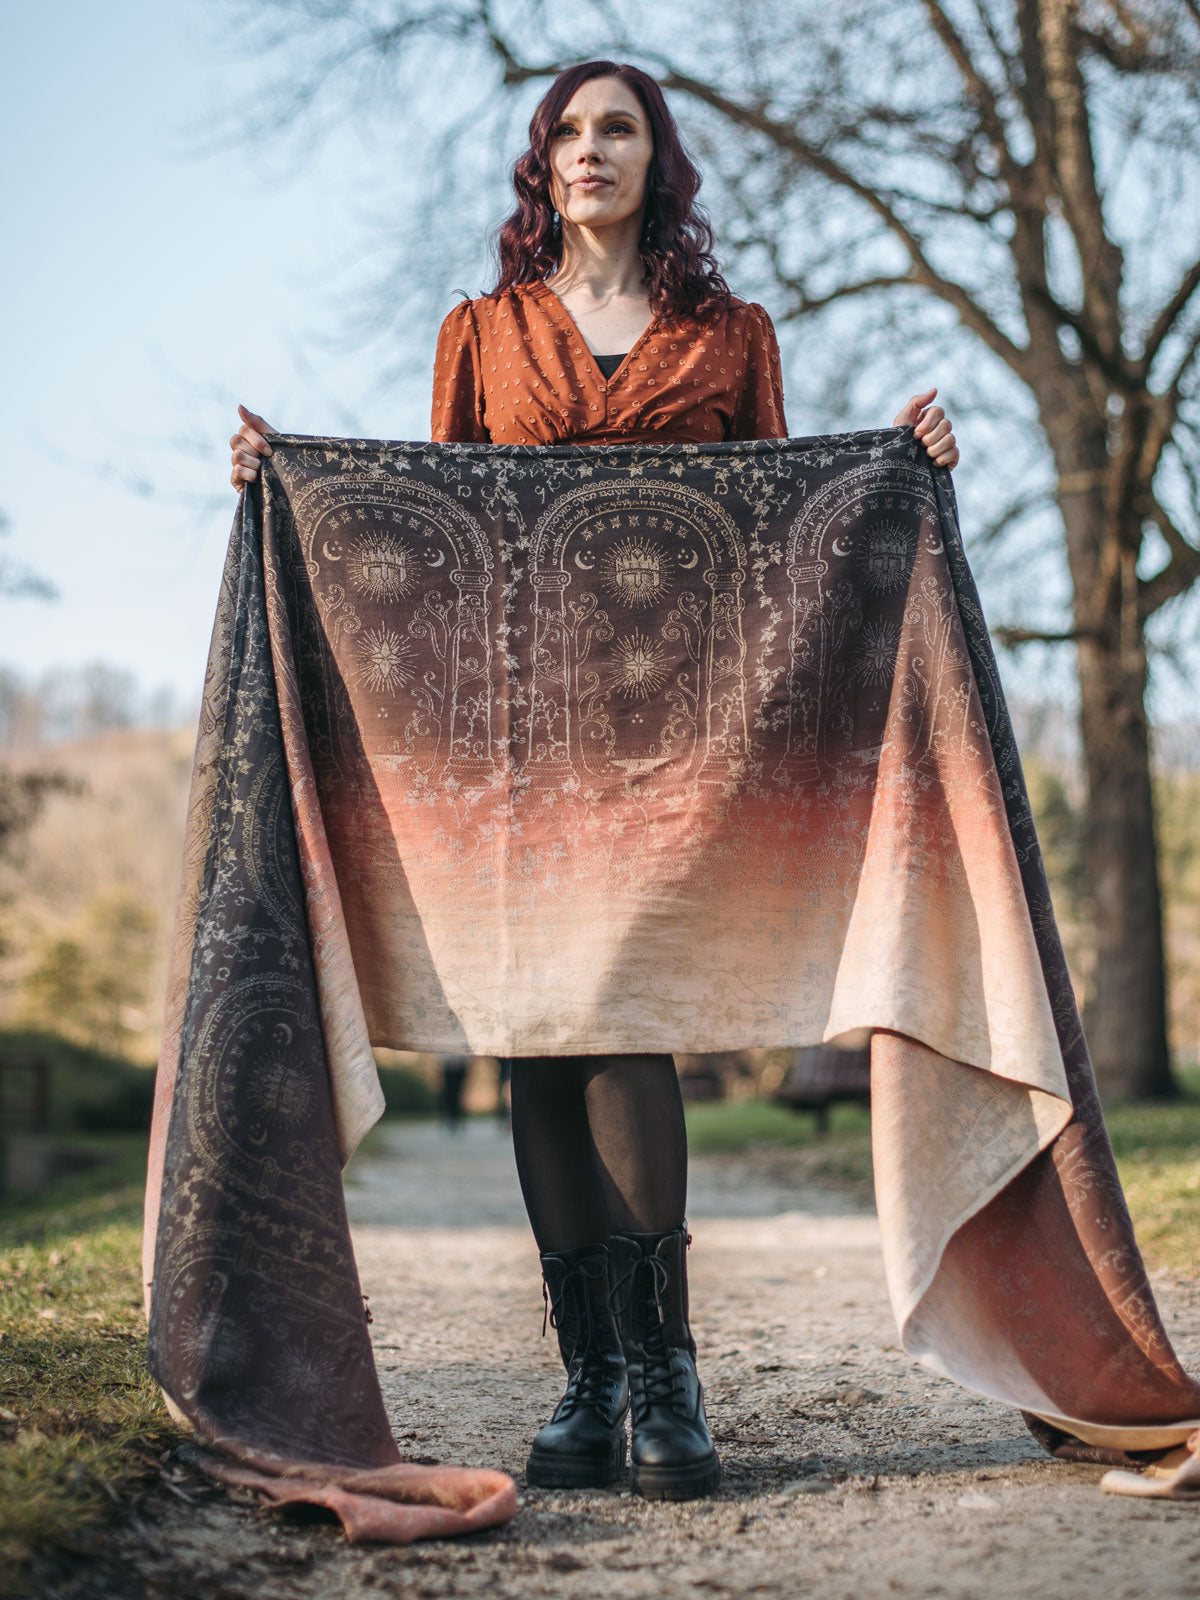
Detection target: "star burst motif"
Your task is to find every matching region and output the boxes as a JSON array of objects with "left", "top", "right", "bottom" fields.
[
  {"left": 600, "top": 535, "right": 669, "bottom": 609},
  {"left": 855, "top": 618, "right": 901, "bottom": 685},
  {"left": 357, "top": 625, "right": 415, "bottom": 693},
  {"left": 277, "top": 1342, "right": 337, "bottom": 1398},
  {"left": 352, "top": 533, "right": 413, "bottom": 601},
  {"left": 612, "top": 629, "right": 671, "bottom": 700}
]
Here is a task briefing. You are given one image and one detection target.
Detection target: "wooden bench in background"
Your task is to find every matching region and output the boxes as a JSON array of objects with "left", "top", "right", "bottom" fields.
[{"left": 771, "top": 1035, "right": 872, "bottom": 1134}]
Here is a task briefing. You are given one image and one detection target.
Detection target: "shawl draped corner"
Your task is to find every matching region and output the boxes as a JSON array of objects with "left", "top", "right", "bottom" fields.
[{"left": 144, "top": 425, "right": 1200, "bottom": 1529}]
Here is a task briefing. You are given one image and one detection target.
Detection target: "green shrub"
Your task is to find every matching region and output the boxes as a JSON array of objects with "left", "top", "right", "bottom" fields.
[
  {"left": 374, "top": 1061, "right": 436, "bottom": 1115},
  {"left": 0, "top": 1031, "right": 154, "bottom": 1136},
  {"left": 73, "top": 1074, "right": 156, "bottom": 1133},
  {"left": 18, "top": 889, "right": 158, "bottom": 1056}
]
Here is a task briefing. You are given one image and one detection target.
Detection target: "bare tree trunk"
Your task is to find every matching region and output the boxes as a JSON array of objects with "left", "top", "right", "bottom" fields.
[
  {"left": 1044, "top": 400, "right": 1177, "bottom": 1101},
  {"left": 1075, "top": 633, "right": 1174, "bottom": 1100}
]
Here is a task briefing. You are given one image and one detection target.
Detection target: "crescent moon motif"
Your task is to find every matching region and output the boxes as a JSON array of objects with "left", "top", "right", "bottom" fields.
[
  {"left": 575, "top": 550, "right": 595, "bottom": 570},
  {"left": 677, "top": 549, "right": 698, "bottom": 569},
  {"left": 831, "top": 536, "right": 853, "bottom": 557},
  {"left": 425, "top": 547, "right": 445, "bottom": 567},
  {"left": 322, "top": 540, "right": 344, "bottom": 561}
]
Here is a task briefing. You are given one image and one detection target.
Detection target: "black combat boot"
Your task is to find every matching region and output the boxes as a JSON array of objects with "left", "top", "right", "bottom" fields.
[
  {"left": 607, "top": 1221, "right": 721, "bottom": 1500},
  {"left": 525, "top": 1242, "right": 630, "bottom": 1488}
]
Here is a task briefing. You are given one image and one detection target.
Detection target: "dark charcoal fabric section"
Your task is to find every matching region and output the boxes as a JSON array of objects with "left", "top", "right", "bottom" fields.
[{"left": 147, "top": 486, "right": 398, "bottom": 1472}]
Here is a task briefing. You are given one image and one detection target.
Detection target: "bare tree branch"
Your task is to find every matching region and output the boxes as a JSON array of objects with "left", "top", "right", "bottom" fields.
[
  {"left": 1035, "top": 2, "right": 1127, "bottom": 366},
  {"left": 1139, "top": 490, "right": 1200, "bottom": 617},
  {"left": 1024, "top": 282, "right": 1135, "bottom": 389},
  {"left": 1140, "top": 316, "right": 1200, "bottom": 479},
  {"left": 921, "top": 0, "right": 1021, "bottom": 182},
  {"left": 991, "top": 624, "right": 1095, "bottom": 646},
  {"left": 646, "top": 65, "right": 1033, "bottom": 379},
  {"left": 776, "top": 274, "right": 921, "bottom": 318},
  {"left": 1138, "top": 253, "right": 1200, "bottom": 374},
  {"left": 970, "top": 482, "right": 1058, "bottom": 550}
]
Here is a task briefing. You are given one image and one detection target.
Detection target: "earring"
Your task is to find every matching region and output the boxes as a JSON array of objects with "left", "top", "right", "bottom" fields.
[{"left": 552, "top": 209, "right": 560, "bottom": 233}]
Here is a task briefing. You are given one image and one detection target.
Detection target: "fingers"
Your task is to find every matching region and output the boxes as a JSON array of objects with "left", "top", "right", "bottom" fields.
[
  {"left": 924, "top": 422, "right": 958, "bottom": 467},
  {"left": 230, "top": 449, "right": 264, "bottom": 491},
  {"left": 230, "top": 404, "right": 275, "bottom": 492},
  {"left": 229, "top": 425, "right": 272, "bottom": 455},
  {"left": 913, "top": 405, "right": 945, "bottom": 438},
  {"left": 905, "top": 393, "right": 958, "bottom": 467},
  {"left": 232, "top": 405, "right": 274, "bottom": 454}
]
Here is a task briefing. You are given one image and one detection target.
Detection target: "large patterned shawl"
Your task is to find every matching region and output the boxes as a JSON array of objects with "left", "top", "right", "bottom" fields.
[{"left": 143, "top": 426, "right": 1200, "bottom": 1539}]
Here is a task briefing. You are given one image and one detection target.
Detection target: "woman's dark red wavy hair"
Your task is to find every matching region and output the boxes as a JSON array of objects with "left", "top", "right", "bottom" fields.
[{"left": 484, "top": 60, "right": 734, "bottom": 327}]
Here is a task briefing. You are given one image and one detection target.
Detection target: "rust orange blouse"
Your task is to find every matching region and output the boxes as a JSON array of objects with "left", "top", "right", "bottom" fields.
[{"left": 430, "top": 279, "right": 788, "bottom": 446}]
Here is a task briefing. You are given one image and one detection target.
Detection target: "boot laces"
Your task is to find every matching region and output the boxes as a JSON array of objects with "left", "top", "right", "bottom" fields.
[
  {"left": 614, "top": 1254, "right": 678, "bottom": 1410},
  {"left": 540, "top": 1256, "right": 617, "bottom": 1416}
]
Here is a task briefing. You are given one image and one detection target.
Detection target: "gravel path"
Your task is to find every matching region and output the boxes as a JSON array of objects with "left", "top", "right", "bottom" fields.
[{"left": 34, "top": 1117, "right": 1200, "bottom": 1600}]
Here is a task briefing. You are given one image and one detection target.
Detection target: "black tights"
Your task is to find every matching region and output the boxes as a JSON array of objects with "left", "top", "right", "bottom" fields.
[{"left": 505, "top": 1053, "right": 688, "bottom": 1254}]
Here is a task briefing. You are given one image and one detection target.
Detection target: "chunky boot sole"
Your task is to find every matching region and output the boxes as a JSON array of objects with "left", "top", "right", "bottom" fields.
[
  {"left": 525, "top": 1430, "right": 627, "bottom": 1488},
  {"left": 631, "top": 1448, "right": 721, "bottom": 1501}
]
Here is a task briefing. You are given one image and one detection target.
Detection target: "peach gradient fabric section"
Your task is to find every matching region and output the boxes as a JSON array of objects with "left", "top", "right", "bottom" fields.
[{"left": 145, "top": 426, "right": 1200, "bottom": 1533}]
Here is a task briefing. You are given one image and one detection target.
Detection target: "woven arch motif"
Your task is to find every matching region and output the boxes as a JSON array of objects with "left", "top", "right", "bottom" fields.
[
  {"left": 289, "top": 472, "right": 496, "bottom": 781},
  {"left": 525, "top": 480, "right": 750, "bottom": 783},
  {"left": 778, "top": 459, "right": 936, "bottom": 782}
]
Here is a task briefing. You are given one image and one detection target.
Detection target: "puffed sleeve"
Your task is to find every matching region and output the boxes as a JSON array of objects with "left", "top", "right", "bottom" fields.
[
  {"left": 727, "top": 301, "right": 788, "bottom": 441},
  {"left": 431, "top": 298, "right": 489, "bottom": 443}
]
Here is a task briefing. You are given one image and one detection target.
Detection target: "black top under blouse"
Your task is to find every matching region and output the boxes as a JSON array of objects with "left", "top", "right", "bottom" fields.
[{"left": 593, "top": 352, "right": 628, "bottom": 379}]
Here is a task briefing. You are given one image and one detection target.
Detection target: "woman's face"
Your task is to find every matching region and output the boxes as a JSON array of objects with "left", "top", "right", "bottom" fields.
[{"left": 547, "top": 76, "right": 654, "bottom": 234}]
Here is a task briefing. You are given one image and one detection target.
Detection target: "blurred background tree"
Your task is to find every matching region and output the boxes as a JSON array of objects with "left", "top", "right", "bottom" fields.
[
  {"left": 0, "top": 508, "right": 70, "bottom": 963},
  {"left": 209, "top": 0, "right": 1200, "bottom": 1100},
  {"left": 19, "top": 888, "right": 159, "bottom": 1055}
]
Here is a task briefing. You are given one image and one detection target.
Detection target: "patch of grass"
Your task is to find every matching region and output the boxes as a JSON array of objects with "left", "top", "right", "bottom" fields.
[
  {"left": 0, "top": 1136, "right": 179, "bottom": 1594},
  {"left": 0, "top": 1133, "right": 149, "bottom": 1237},
  {"left": 684, "top": 1096, "right": 870, "bottom": 1153},
  {"left": 685, "top": 1097, "right": 875, "bottom": 1198},
  {"left": 1108, "top": 1066, "right": 1200, "bottom": 1277}
]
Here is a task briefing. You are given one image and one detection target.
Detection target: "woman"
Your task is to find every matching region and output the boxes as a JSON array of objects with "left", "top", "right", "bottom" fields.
[{"left": 229, "top": 59, "right": 959, "bottom": 1503}]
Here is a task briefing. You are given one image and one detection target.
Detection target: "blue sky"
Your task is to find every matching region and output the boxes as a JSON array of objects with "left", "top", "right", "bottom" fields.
[{"left": 1, "top": 2, "right": 435, "bottom": 705}]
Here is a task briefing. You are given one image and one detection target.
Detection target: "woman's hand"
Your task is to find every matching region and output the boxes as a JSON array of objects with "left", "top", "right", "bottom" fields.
[
  {"left": 230, "top": 404, "right": 276, "bottom": 491},
  {"left": 893, "top": 387, "right": 959, "bottom": 469}
]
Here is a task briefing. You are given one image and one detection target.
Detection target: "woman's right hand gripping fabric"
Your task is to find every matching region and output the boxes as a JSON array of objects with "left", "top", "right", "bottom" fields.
[{"left": 230, "top": 404, "right": 275, "bottom": 491}]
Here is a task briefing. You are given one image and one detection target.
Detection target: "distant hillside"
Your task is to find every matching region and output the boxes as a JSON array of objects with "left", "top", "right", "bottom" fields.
[{"left": 0, "top": 725, "right": 197, "bottom": 1060}]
